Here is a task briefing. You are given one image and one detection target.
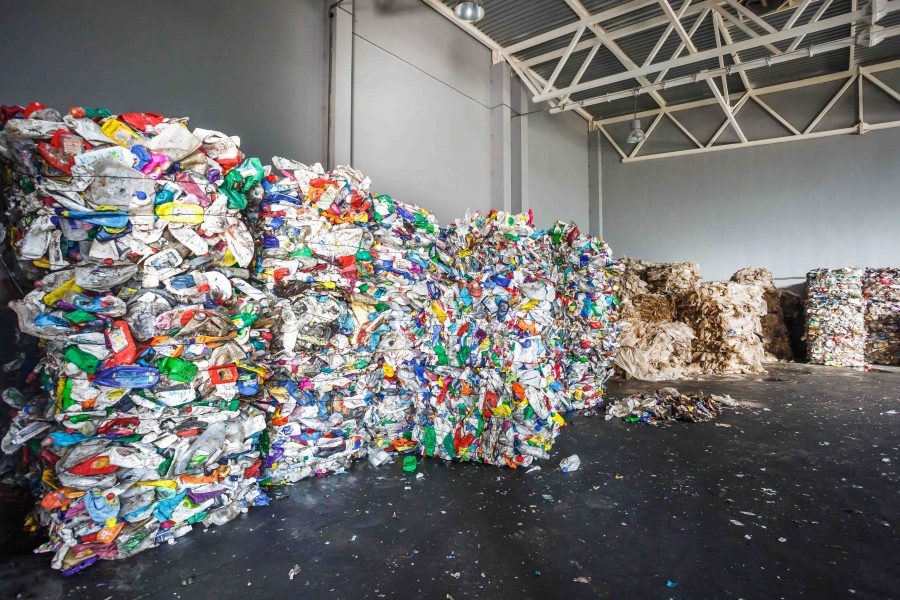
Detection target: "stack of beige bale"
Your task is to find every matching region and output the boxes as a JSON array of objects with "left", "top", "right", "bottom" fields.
[
  {"left": 615, "top": 258, "right": 699, "bottom": 381},
  {"left": 644, "top": 261, "right": 702, "bottom": 294},
  {"left": 676, "top": 281, "right": 768, "bottom": 374},
  {"left": 731, "top": 267, "right": 801, "bottom": 361}
]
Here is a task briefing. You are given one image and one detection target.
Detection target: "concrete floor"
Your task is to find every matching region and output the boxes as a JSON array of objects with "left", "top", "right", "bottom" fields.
[{"left": 1, "top": 362, "right": 898, "bottom": 599}]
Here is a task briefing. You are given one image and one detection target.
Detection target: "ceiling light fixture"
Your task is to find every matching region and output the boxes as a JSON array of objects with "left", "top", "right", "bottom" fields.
[
  {"left": 626, "top": 90, "right": 645, "bottom": 144},
  {"left": 454, "top": 0, "right": 485, "bottom": 22}
]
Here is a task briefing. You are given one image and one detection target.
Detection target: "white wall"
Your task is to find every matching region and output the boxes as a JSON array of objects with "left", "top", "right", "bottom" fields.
[
  {"left": 0, "top": 0, "right": 327, "bottom": 164},
  {"left": 525, "top": 110, "right": 591, "bottom": 231},
  {"left": 601, "top": 84, "right": 900, "bottom": 282},
  {"left": 350, "top": 0, "right": 593, "bottom": 230},
  {"left": 351, "top": 0, "right": 493, "bottom": 225}
]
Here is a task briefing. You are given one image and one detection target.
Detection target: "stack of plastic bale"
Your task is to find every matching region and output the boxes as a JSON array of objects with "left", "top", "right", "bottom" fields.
[
  {"left": 731, "top": 267, "right": 798, "bottom": 361},
  {"left": 252, "top": 161, "right": 374, "bottom": 482},
  {"left": 411, "top": 210, "right": 567, "bottom": 468},
  {"left": 805, "top": 267, "right": 866, "bottom": 367},
  {"left": 252, "top": 159, "right": 436, "bottom": 482},
  {"left": 0, "top": 103, "right": 272, "bottom": 573},
  {"left": 676, "top": 281, "right": 767, "bottom": 374},
  {"left": 863, "top": 268, "right": 899, "bottom": 366},
  {"left": 614, "top": 258, "right": 697, "bottom": 380},
  {"left": 547, "top": 221, "right": 623, "bottom": 409}
]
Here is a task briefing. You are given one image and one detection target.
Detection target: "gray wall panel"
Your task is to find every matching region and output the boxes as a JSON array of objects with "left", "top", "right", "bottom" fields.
[
  {"left": 602, "top": 126, "right": 900, "bottom": 281},
  {"left": 0, "top": 0, "right": 327, "bottom": 165}
]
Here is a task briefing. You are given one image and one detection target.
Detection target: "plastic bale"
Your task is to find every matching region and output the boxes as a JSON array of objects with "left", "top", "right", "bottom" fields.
[
  {"left": 0, "top": 104, "right": 271, "bottom": 574},
  {"left": 805, "top": 267, "right": 866, "bottom": 368}
]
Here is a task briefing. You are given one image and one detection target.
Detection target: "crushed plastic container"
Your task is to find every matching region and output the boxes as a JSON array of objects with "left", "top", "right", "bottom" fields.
[
  {"left": 0, "top": 101, "right": 625, "bottom": 574},
  {"left": 805, "top": 268, "right": 866, "bottom": 368}
]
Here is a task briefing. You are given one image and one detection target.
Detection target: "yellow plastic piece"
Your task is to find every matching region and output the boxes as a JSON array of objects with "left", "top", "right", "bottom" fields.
[
  {"left": 134, "top": 479, "right": 178, "bottom": 489},
  {"left": 100, "top": 119, "right": 140, "bottom": 146},
  {"left": 155, "top": 202, "right": 204, "bottom": 224}
]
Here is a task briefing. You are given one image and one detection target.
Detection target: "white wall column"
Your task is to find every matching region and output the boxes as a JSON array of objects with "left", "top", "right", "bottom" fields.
[
  {"left": 511, "top": 79, "right": 528, "bottom": 215},
  {"left": 588, "top": 128, "right": 603, "bottom": 236},
  {"left": 490, "top": 61, "right": 513, "bottom": 213},
  {"left": 329, "top": 0, "right": 354, "bottom": 168}
]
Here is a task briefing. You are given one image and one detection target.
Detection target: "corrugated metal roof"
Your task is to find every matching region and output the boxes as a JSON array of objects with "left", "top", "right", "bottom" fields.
[{"left": 441, "top": 0, "right": 900, "bottom": 121}]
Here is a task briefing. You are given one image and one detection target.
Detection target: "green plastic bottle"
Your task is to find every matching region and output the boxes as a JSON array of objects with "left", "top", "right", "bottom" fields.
[
  {"left": 435, "top": 343, "right": 449, "bottom": 366},
  {"left": 422, "top": 426, "right": 437, "bottom": 457},
  {"left": 64, "top": 345, "right": 100, "bottom": 374},
  {"left": 157, "top": 356, "right": 198, "bottom": 384}
]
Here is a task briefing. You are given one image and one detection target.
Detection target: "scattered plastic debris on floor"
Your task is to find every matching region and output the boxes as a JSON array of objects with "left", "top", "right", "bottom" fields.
[
  {"left": 605, "top": 387, "right": 738, "bottom": 425},
  {"left": 0, "top": 102, "right": 623, "bottom": 572}
]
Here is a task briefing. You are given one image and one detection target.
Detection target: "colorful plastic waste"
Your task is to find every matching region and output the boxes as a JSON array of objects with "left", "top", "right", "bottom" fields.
[
  {"left": 0, "top": 102, "right": 624, "bottom": 573},
  {"left": 0, "top": 104, "right": 273, "bottom": 574},
  {"left": 863, "top": 268, "right": 899, "bottom": 366},
  {"left": 805, "top": 268, "right": 866, "bottom": 367},
  {"left": 606, "top": 387, "right": 737, "bottom": 424}
]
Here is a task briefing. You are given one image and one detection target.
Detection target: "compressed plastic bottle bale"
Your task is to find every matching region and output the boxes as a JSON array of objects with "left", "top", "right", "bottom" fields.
[
  {"left": 863, "top": 268, "right": 900, "bottom": 366},
  {"left": 548, "top": 221, "right": 623, "bottom": 409},
  {"left": 411, "top": 210, "right": 568, "bottom": 468},
  {"left": 805, "top": 267, "right": 866, "bottom": 367},
  {"left": 0, "top": 104, "right": 272, "bottom": 574},
  {"left": 251, "top": 161, "right": 428, "bottom": 481}
]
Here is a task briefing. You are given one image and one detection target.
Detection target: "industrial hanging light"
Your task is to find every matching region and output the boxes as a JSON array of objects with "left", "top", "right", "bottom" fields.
[
  {"left": 454, "top": 0, "right": 485, "bottom": 22},
  {"left": 626, "top": 90, "right": 645, "bottom": 144}
]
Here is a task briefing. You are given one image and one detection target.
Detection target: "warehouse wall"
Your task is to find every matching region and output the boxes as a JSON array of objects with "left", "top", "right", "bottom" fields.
[
  {"left": 0, "top": 0, "right": 327, "bottom": 165},
  {"left": 601, "top": 84, "right": 900, "bottom": 282},
  {"left": 351, "top": 0, "right": 592, "bottom": 229},
  {"left": 351, "top": 0, "right": 493, "bottom": 225},
  {"left": 0, "top": 0, "right": 595, "bottom": 230},
  {"left": 525, "top": 110, "right": 591, "bottom": 231}
]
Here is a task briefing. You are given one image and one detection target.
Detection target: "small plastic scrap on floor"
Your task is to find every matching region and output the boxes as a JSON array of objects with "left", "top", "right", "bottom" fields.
[
  {"left": 559, "top": 454, "right": 580, "bottom": 473},
  {"left": 606, "top": 387, "right": 737, "bottom": 424}
]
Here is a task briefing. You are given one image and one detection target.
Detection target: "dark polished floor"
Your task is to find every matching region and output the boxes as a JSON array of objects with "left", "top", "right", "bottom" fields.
[{"left": 1, "top": 363, "right": 898, "bottom": 600}]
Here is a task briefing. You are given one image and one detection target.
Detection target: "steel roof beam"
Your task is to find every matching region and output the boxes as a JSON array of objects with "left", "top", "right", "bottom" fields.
[
  {"left": 590, "top": 58, "right": 900, "bottom": 124},
  {"left": 561, "top": 0, "right": 669, "bottom": 107},
  {"left": 644, "top": 0, "right": 696, "bottom": 67},
  {"left": 534, "top": 5, "right": 886, "bottom": 103},
  {"left": 555, "top": 35, "right": 859, "bottom": 113},
  {"left": 658, "top": 0, "right": 699, "bottom": 53}
]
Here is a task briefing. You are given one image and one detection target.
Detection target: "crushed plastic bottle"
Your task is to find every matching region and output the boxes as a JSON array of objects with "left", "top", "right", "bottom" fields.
[
  {"left": 0, "top": 101, "right": 624, "bottom": 574},
  {"left": 559, "top": 454, "right": 581, "bottom": 473},
  {"left": 806, "top": 268, "right": 866, "bottom": 367}
]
